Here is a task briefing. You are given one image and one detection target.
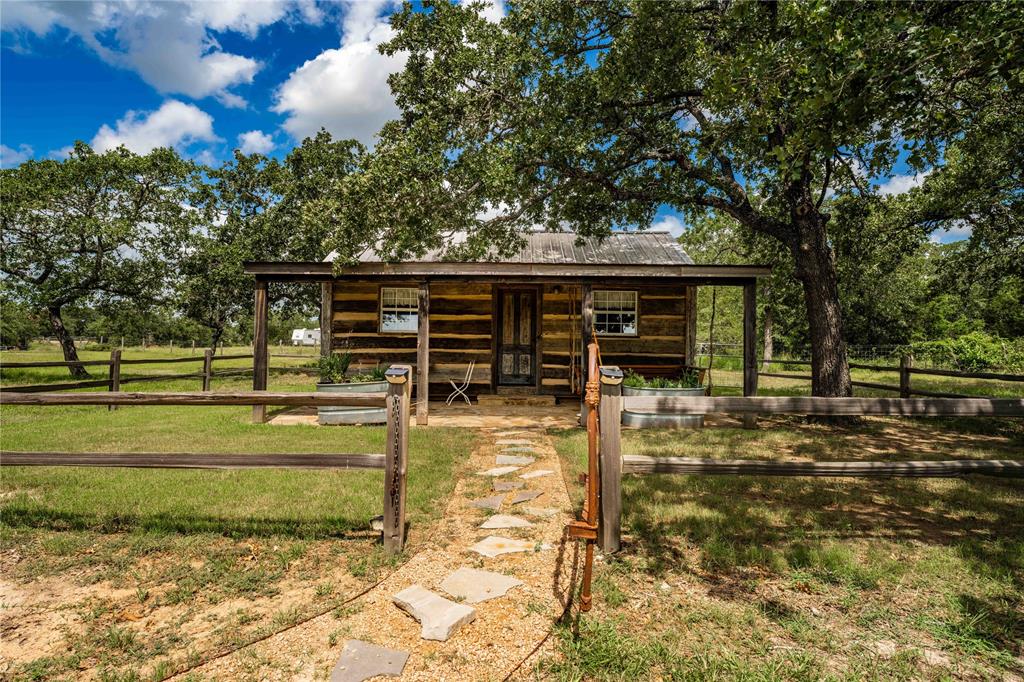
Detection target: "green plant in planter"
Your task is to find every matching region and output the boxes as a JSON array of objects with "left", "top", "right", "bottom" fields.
[
  {"left": 623, "top": 368, "right": 702, "bottom": 389},
  {"left": 317, "top": 352, "right": 352, "bottom": 384}
]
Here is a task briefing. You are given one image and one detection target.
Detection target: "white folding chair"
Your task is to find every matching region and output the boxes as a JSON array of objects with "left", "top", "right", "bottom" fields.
[{"left": 446, "top": 360, "right": 475, "bottom": 406}]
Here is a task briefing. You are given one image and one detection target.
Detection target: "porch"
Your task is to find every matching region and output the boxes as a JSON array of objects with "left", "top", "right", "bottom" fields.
[{"left": 268, "top": 400, "right": 581, "bottom": 429}]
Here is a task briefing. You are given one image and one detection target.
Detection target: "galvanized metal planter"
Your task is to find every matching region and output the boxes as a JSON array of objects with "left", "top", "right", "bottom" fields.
[
  {"left": 317, "top": 381, "right": 388, "bottom": 425},
  {"left": 621, "top": 385, "right": 705, "bottom": 429}
]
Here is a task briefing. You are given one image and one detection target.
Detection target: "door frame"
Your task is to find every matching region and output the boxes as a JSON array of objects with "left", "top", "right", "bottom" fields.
[{"left": 491, "top": 284, "right": 543, "bottom": 393}]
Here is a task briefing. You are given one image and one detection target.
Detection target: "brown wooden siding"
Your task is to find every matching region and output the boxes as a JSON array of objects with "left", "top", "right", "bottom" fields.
[{"left": 331, "top": 279, "right": 693, "bottom": 399}]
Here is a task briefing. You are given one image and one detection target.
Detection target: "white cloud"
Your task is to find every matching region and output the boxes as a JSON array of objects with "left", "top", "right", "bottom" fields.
[
  {"left": 0, "top": 143, "right": 34, "bottom": 168},
  {"left": 237, "top": 130, "right": 276, "bottom": 155},
  {"left": 651, "top": 214, "right": 688, "bottom": 239},
  {"left": 91, "top": 100, "right": 218, "bottom": 154},
  {"left": 876, "top": 169, "right": 931, "bottom": 196},
  {"left": 273, "top": 1, "right": 406, "bottom": 144},
  {"left": 461, "top": 0, "right": 505, "bottom": 23},
  {"left": 1, "top": 1, "right": 319, "bottom": 106}
]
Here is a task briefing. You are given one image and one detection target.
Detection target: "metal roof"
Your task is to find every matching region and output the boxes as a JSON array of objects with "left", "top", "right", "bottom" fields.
[{"left": 354, "top": 231, "right": 694, "bottom": 266}]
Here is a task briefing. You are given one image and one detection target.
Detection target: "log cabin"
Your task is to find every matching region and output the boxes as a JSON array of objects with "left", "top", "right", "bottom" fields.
[{"left": 244, "top": 231, "right": 769, "bottom": 424}]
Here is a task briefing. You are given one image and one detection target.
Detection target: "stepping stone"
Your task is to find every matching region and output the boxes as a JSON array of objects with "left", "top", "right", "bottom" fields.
[
  {"left": 495, "top": 430, "right": 528, "bottom": 437},
  {"left": 392, "top": 585, "right": 476, "bottom": 641},
  {"left": 440, "top": 567, "right": 523, "bottom": 604},
  {"left": 469, "top": 494, "right": 505, "bottom": 511},
  {"left": 330, "top": 640, "right": 409, "bottom": 682},
  {"left": 468, "top": 535, "right": 541, "bottom": 558},
  {"left": 510, "top": 490, "right": 543, "bottom": 505},
  {"left": 493, "top": 480, "right": 525, "bottom": 492},
  {"left": 479, "top": 514, "right": 533, "bottom": 529},
  {"left": 495, "top": 439, "right": 533, "bottom": 446},
  {"left": 519, "top": 469, "right": 554, "bottom": 479},
  {"left": 522, "top": 507, "right": 559, "bottom": 518},
  {"left": 500, "top": 446, "right": 538, "bottom": 454},
  {"left": 477, "top": 466, "right": 522, "bottom": 477},
  {"left": 496, "top": 454, "right": 535, "bottom": 466}
]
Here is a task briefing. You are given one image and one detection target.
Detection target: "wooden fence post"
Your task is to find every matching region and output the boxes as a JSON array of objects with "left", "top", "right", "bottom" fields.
[
  {"left": 900, "top": 354, "right": 913, "bottom": 399},
  {"left": 108, "top": 350, "right": 121, "bottom": 411},
  {"left": 598, "top": 366, "right": 624, "bottom": 553},
  {"left": 202, "top": 349, "right": 213, "bottom": 391},
  {"left": 383, "top": 365, "right": 411, "bottom": 554}
]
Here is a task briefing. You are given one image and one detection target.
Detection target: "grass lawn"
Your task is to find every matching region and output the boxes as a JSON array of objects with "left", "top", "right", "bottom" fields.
[
  {"left": 0, "top": 362, "right": 476, "bottom": 682},
  {"left": 549, "top": 417, "right": 1024, "bottom": 681}
]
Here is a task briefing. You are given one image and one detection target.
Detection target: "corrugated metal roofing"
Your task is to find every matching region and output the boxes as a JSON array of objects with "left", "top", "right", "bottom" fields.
[{"left": 355, "top": 231, "right": 693, "bottom": 266}]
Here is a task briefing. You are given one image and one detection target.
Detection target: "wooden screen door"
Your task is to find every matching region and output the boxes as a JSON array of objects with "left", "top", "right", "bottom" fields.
[{"left": 497, "top": 288, "right": 537, "bottom": 386}]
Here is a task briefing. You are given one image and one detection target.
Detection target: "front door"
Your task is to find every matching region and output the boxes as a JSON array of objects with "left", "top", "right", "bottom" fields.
[{"left": 497, "top": 288, "right": 537, "bottom": 386}]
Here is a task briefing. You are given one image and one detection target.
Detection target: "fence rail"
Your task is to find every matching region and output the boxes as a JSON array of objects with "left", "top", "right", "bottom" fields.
[
  {"left": 0, "top": 367, "right": 411, "bottom": 554},
  {"left": 595, "top": 364, "right": 1024, "bottom": 553}
]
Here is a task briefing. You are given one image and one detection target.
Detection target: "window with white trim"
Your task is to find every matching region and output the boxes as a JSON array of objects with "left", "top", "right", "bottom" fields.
[
  {"left": 380, "top": 287, "right": 418, "bottom": 333},
  {"left": 594, "top": 290, "right": 638, "bottom": 336}
]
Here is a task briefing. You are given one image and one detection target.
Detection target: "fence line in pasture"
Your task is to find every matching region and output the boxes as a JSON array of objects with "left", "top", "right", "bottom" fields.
[
  {"left": 0, "top": 366, "right": 412, "bottom": 554},
  {"left": 593, "top": 364, "right": 1024, "bottom": 553}
]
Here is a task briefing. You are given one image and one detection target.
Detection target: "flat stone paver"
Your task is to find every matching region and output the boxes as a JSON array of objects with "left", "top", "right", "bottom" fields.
[
  {"left": 495, "top": 439, "right": 533, "bottom": 446},
  {"left": 499, "top": 446, "right": 538, "bottom": 454},
  {"left": 440, "top": 568, "right": 523, "bottom": 605},
  {"left": 510, "top": 490, "right": 543, "bottom": 505},
  {"left": 493, "top": 480, "right": 525, "bottom": 491},
  {"left": 479, "top": 514, "right": 533, "bottom": 529},
  {"left": 392, "top": 585, "right": 476, "bottom": 641},
  {"left": 469, "top": 494, "right": 505, "bottom": 511},
  {"left": 330, "top": 640, "right": 409, "bottom": 682},
  {"left": 494, "top": 430, "right": 529, "bottom": 437},
  {"left": 496, "top": 454, "right": 535, "bottom": 466},
  {"left": 477, "top": 465, "right": 522, "bottom": 477},
  {"left": 519, "top": 469, "right": 554, "bottom": 479},
  {"left": 468, "top": 536, "right": 542, "bottom": 558}
]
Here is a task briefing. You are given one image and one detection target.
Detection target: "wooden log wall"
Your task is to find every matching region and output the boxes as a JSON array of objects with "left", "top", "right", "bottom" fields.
[
  {"left": 540, "top": 283, "right": 694, "bottom": 396},
  {"left": 332, "top": 280, "right": 492, "bottom": 398}
]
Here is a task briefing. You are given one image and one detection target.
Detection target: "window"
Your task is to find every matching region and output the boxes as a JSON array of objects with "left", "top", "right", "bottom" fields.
[
  {"left": 380, "top": 287, "right": 418, "bottom": 333},
  {"left": 594, "top": 290, "right": 638, "bottom": 336}
]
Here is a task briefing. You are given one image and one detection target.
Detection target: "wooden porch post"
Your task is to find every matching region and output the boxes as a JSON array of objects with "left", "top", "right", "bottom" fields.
[
  {"left": 252, "top": 279, "right": 269, "bottom": 424},
  {"left": 598, "top": 366, "right": 623, "bottom": 553},
  {"left": 580, "top": 283, "right": 594, "bottom": 427},
  {"left": 685, "top": 284, "right": 697, "bottom": 368},
  {"left": 416, "top": 280, "right": 429, "bottom": 425},
  {"left": 320, "top": 281, "right": 333, "bottom": 358},
  {"left": 742, "top": 280, "right": 758, "bottom": 428}
]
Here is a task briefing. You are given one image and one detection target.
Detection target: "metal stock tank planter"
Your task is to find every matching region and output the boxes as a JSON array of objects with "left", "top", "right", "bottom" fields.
[
  {"left": 316, "top": 352, "right": 388, "bottom": 425},
  {"left": 621, "top": 369, "right": 706, "bottom": 429}
]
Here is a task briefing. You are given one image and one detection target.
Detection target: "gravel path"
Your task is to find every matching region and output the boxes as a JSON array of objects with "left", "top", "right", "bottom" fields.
[{"left": 175, "top": 427, "right": 578, "bottom": 681}]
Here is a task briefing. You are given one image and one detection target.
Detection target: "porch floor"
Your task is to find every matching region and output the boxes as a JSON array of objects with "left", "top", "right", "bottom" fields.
[{"left": 267, "top": 401, "right": 581, "bottom": 429}]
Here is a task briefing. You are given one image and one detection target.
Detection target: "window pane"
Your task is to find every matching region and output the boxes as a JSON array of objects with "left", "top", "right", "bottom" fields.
[{"left": 593, "top": 290, "right": 637, "bottom": 335}]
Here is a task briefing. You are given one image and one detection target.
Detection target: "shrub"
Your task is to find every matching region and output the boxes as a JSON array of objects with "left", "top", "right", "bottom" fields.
[
  {"left": 623, "top": 368, "right": 702, "bottom": 389},
  {"left": 906, "top": 332, "right": 1024, "bottom": 372}
]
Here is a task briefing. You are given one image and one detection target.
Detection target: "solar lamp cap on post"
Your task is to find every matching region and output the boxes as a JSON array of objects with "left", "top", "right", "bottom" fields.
[
  {"left": 599, "top": 366, "right": 624, "bottom": 385},
  {"left": 385, "top": 366, "right": 410, "bottom": 384}
]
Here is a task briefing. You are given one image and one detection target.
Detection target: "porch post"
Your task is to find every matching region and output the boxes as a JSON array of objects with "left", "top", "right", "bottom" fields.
[
  {"left": 742, "top": 280, "right": 758, "bottom": 428},
  {"left": 685, "top": 284, "right": 697, "bottom": 367},
  {"left": 320, "top": 281, "right": 333, "bottom": 358},
  {"left": 416, "top": 280, "right": 429, "bottom": 425},
  {"left": 252, "top": 279, "right": 269, "bottom": 424},
  {"left": 580, "top": 283, "right": 594, "bottom": 427}
]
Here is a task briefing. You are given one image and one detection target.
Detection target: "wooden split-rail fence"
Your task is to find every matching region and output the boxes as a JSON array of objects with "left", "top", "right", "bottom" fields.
[
  {"left": 0, "top": 366, "right": 413, "bottom": 554},
  {"left": 593, "top": 365, "right": 1024, "bottom": 552}
]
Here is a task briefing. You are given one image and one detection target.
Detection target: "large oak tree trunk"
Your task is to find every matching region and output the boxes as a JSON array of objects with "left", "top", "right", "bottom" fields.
[
  {"left": 47, "top": 306, "right": 89, "bottom": 379},
  {"left": 791, "top": 217, "right": 852, "bottom": 397}
]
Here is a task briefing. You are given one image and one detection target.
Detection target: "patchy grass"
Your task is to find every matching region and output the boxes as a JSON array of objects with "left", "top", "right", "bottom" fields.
[
  {"left": 549, "top": 419, "right": 1024, "bottom": 681},
  {"left": 0, "top": 396, "right": 475, "bottom": 681}
]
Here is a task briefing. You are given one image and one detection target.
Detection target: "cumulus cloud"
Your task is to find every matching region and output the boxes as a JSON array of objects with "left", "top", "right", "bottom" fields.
[
  {"left": 273, "top": 0, "right": 406, "bottom": 144},
  {"left": 461, "top": 0, "right": 506, "bottom": 23},
  {"left": 237, "top": 130, "right": 276, "bottom": 155},
  {"left": 1, "top": 1, "right": 318, "bottom": 106},
  {"left": 651, "top": 214, "right": 688, "bottom": 238},
  {"left": 0, "top": 143, "right": 34, "bottom": 168},
  {"left": 876, "top": 169, "right": 931, "bottom": 196},
  {"left": 91, "top": 100, "right": 218, "bottom": 154}
]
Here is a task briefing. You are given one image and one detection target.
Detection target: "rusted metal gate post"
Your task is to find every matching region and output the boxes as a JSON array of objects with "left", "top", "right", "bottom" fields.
[
  {"left": 383, "top": 365, "right": 411, "bottom": 554},
  {"left": 598, "top": 366, "right": 623, "bottom": 553},
  {"left": 567, "top": 343, "right": 600, "bottom": 611}
]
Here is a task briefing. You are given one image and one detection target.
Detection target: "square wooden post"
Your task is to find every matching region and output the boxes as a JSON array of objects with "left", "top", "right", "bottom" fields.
[
  {"left": 900, "top": 354, "right": 913, "bottom": 398},
  {"left": 320, "top": 281, "right": 333, "bottom": 359},
  {"left": 598, "top": 365, "right": 623, "bottom": 553},
  {"left": 685, "top": 285, "right": 697, "bottom": 368},
  {"left": 384, "top": 365, "right": 411, "bottom": 553},
  {"left": 108, "top": 349, "right": 121, "bottom": 411},
  {"left": 580, "top": 283, "right": 594, "bottom": 427},
  {"left": 416, "top": 281, "right": 429, "bottom": 425},
  {"left": 742, "top": 280, "right": 758, "bottom": 428},
  {"left": 252, "top": 279, "right": 269, "bottom": 424},
  {"left": 202, "top": 348, "right": 213, "bottom": 391}
]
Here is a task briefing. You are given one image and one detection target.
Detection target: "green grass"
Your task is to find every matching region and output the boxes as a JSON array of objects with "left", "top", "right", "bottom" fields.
[
  {"left": 0, "top": 372, "right": 475, "bottom": 681},
  {"left": 549, "top": 420, "right": 1024, "bottom": 681}
]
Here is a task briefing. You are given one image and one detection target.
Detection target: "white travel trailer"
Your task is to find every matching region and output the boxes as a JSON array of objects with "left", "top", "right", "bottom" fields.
[{"left": 290, "top": 328, "right": 321, "bottom": 346}]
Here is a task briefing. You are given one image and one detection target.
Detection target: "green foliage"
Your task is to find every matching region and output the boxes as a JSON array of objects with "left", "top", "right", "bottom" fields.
[
  {"left": 623, "top": 369, "right": 702, "bottom": 390},
  {"left": 317, "top": 351, "right": 353, "bottom": 383},
  {"left": 907, "top": 332, "right": 1024, "bottom": 373},
  {"left": 0, "top": 294, "right": 41, "bottom": 349}
]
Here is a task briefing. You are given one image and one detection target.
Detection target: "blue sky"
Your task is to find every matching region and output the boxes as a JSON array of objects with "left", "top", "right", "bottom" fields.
[{"left": 1, "top": 0, "right": 962, "bottom": 242}]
